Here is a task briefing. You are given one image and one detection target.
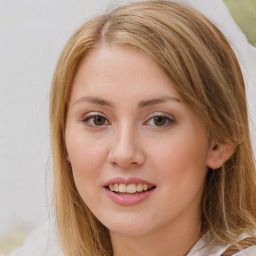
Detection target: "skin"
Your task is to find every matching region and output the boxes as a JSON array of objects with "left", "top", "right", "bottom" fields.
[{"left": 65, "top": 45, "right": 223, "bottom": 256}]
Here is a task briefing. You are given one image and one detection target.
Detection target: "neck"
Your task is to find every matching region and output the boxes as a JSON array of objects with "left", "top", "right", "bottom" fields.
[{"left": 110, "top": 215, "right": 201, "bottom": 256}]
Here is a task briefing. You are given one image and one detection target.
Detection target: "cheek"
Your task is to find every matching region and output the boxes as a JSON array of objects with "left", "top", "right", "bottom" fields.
[
  {"left": 148, "top": 128, "right": 209, "bottom": 183},
  {"left": 67, "top": 129, "right": 105, "bottom": 164},
  {"left": 66, "top": 136, "right": 108, "bottom": 209},
  {"left": 148, "top": 130, "right": 208, "bottom": 214},
  {"left": 65, "top": 131, "right": 109, "bottom": 188}
]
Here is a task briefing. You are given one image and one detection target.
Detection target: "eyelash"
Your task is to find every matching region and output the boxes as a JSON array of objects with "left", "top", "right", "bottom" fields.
[
  {"left": 82, "top": 113, "right": 110, "bottom": 127},
  {"left": 81, "top": 113, "right": 175, "bottom": 128},
  {"left": 144, "top": 114, "right": 175, "bottom": 127}
]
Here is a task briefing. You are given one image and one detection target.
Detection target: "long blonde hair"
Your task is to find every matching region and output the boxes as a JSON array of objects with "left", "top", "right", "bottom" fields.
[{"left": 49, "top": 1, "right": 256, "bottom": 255}]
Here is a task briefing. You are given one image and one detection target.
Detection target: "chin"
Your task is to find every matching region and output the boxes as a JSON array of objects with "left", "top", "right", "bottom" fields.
[
  {"left": 109, "top": 225, "right": 154, "bottom": 237},
  {"left": 100, "top": 214, "right": 157, "bottom": 237}
]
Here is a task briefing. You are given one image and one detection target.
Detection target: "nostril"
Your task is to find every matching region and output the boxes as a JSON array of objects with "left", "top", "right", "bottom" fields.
[
  {"left": 108, "top": 150, "right": 146, "bottom": 168},
  {"left": 107, "top": 135, "right": 145, "bottom": 167}
]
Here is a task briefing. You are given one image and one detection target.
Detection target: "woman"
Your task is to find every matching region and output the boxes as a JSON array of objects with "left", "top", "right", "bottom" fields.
[{"left": 13, "top": 1, "right": 256, "bottom": 255}]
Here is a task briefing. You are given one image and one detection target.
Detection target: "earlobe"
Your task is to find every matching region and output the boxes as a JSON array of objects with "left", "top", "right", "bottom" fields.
[{"left": 206, "top": 140, "right": 235, "bottom": 169}]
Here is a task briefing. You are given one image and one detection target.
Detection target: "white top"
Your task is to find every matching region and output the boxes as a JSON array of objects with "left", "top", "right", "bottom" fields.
[
  {"left": 187, "top": 232, "right": 256, "bottom": 256},
  {"left": 10, "top": 221, "right": 256, "bottom": 256}
]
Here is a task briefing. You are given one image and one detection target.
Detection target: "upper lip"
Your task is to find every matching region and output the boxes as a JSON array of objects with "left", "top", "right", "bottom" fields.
[{"left": 103, "top": 177, "right": 156, "bottom": 187}]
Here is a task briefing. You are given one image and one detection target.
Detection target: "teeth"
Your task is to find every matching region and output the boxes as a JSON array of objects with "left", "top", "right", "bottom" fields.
[
  {"left": 119, "top": 184, "right": 127, "bottom": 193},
  {"left": 108, "top": 183, "right": 153, "bottom": 193},
  {"left": 143, "top": 184, "right": 149, "bottom": 191},
  {"left": 114, "top": 184, "right": 119, "bottom": 192},
  {"left": 127, "top": 184, "right": 137, "bottom": 193},
  {"left": 137, "top": 183, "right": 143, "bottom": 192}
]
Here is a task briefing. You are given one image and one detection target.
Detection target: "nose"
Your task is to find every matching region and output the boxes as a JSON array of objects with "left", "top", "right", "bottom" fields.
[{"left": 107, "top": 124, "right": 145, "bottom": 168}]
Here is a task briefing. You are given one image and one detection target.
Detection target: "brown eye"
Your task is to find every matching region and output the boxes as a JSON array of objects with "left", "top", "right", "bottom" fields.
[
  {"left": 145, "top": 114, "right": 175, "bottom": 128},
  {"left": 93, "top": 115, "right": 106, "bottom": 126},
  {"left": 82, "top": 114, "right": 109, "bottom": 127},
  {"left": 153, "top": 116, "right": 167, "bottom": 126}
]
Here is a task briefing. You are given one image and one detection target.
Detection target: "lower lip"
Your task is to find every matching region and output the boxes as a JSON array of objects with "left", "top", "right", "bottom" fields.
[{"left": 104, "top": 187, "right": 155, "bottom": 206}]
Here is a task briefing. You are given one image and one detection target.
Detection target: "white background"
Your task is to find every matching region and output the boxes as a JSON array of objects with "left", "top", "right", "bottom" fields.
[
  {"left": 0, "top": 0, "right": 255, "bottom": 238},
  {"left": 0, "top": 0, "right": 118, "bottom": 237}
]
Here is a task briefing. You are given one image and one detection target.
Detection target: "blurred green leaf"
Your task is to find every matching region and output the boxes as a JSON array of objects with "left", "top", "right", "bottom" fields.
[
  {"left": 0, "top": 232, "right": 26, "bottom": 255},
  {"left": 224, "top": 0, "right": 256, "bottom": 46}
]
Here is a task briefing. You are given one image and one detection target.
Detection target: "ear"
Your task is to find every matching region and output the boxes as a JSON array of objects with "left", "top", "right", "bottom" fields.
[{"left": 206, "top": 139, "right": 235, "bottom": 169}]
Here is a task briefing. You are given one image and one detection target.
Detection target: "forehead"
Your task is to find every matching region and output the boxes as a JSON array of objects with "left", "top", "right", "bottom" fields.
[{"left": 70, "top": 45, "right": 181, "bottom": 104}]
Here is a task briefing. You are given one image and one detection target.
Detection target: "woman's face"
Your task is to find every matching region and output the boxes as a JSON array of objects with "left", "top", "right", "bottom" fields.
[{"left": 65, "top": 45, "right": 214, "bottom": 238}]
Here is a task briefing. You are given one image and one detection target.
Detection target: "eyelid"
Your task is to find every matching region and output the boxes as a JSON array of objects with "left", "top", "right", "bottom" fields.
[
  {"left": 145, "top": 112, "right": 175, "bottom": 120},
  {"left": 81, "top": 111, "right": 105, "bottom": 118},
  {"left": 81, "top": 112, "right": 111, "bottom": 127},
  {"left": 144, "top": 112, "right": 176, "bottom": 126}
]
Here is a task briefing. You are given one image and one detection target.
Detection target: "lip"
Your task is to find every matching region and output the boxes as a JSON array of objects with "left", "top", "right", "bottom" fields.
[
  {"left": 103, "top": 177, "right": 156, "bottom": 206},
  {"left": 102, "top": 177, "right": 155, "bottom": 187},
  {"left": 103, "top": 187, "right": 156, "bottom": 206}
]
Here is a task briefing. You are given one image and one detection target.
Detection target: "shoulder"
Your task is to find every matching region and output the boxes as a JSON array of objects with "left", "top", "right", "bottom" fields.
[
  {"left": 232, "top": 245, "right": 256, "bottom": 255},
  {"left": 188, "top": 230, "right": 256, "bottom": 256},
  {"left": 10, "top": 221, "right": 64, "bottom": 256}
]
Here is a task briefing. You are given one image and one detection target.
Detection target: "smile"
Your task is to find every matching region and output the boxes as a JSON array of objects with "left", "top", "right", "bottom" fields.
[
  {"left": 107, "top": 183, "right": 155, "bottom": 194},
  {"left": 103, "top": 177, "right": 156, "bottom": 206}
]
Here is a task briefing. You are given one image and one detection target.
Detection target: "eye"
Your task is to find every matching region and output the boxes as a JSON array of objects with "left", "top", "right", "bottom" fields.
[
  {"left": 145, "top": 114, "right": 175, "bottom": 127},
  {"left": 82, "top": 114, "right": 110, "bottom": 127}
]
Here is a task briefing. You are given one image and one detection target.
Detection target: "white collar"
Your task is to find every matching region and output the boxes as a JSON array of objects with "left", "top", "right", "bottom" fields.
[{"left": 186, "top": 231, "right": 254, "bottom": 256}]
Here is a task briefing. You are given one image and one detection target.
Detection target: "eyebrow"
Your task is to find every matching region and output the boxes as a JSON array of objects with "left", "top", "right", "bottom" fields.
[
  {"left": 138, "top": 96, "right": 181, "bottom": 107},
  {"left": 72, "top": 95, "right": 180, "bottom": 108},
  {"left": 72, "top": 96, "right": 114, "bottom": 108}
]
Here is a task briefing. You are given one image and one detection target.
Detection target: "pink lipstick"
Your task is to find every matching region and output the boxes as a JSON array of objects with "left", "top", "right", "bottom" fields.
[{"left": 103, "top": 177, "right": 156, "bottom": 206}]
